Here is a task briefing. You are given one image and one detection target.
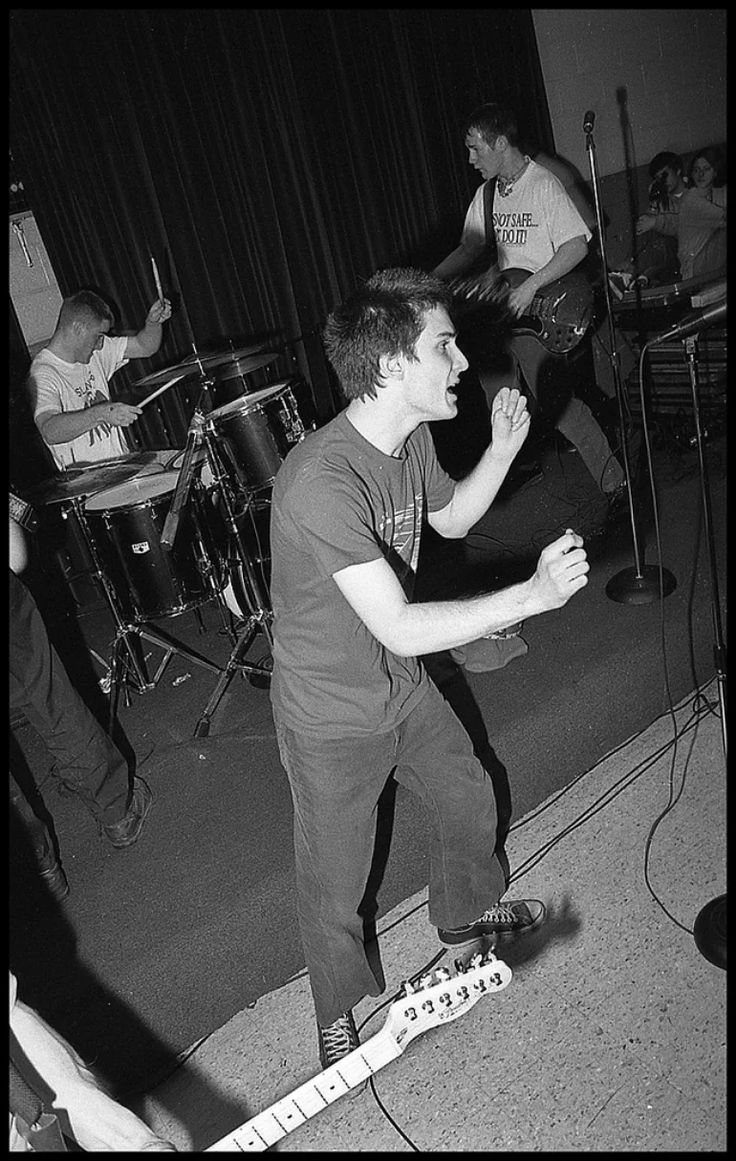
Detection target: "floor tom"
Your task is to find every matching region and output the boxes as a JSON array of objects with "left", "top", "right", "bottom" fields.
[{"left": 84, "top": 470, "right": 224, "bottom": 622}]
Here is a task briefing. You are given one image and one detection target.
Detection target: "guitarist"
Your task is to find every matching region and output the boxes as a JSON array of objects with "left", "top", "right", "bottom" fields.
[{"left": 433, "top": 103, "right": 625, "bottom": 504}]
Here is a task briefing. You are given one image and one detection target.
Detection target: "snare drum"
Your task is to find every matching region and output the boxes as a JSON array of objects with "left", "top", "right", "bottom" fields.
[
  {"left": 84, "top": 471, "right": 224, "bottom": 622},
  {"left": 205, "top": 379, "right": 305, "bottom": 493}
]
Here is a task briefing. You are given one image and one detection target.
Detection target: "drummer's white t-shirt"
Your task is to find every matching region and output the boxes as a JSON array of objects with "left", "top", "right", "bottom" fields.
[{"left": 29, "top": 335, "right": 131, "bottom": 470}]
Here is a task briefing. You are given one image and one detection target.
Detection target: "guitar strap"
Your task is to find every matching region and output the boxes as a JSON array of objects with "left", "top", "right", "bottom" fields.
[{"left": 482, "top": 177, "right": 498, "bottom": 266}]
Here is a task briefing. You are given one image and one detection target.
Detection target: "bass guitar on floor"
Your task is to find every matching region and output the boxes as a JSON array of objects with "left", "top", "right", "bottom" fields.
[{"left": 206, "top": 949, "right": 512, "bottom": 1151}]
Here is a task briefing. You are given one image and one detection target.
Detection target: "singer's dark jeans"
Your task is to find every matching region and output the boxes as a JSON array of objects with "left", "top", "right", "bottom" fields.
[
  {"left": 275, "top": 680, "right": 507, "bottom": 1027},
  {"left": 9, "top": 570, "right": 131, "bottom": 825}
]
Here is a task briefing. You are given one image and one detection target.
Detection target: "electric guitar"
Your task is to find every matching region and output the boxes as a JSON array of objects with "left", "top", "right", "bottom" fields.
[
  {"left": 451, "top": 266, "right": 594, "bottom": 355},
  {"left": 206, "top": 949, "right": 512, "bottom": 1152}
]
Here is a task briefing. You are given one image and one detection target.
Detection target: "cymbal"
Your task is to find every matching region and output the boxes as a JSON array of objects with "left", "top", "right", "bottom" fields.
[
  {"left": 133, "top": 343, "right": 273, "bottom": 388},
  {"left": 25, "top": 458, "right": 150, "bottom": 505},
  {"left": 199, "top": 346, "right": 276, "bottom": 372},
  {"left": 134, "top": 359, "right": 203, "bottom": 388},
  {"left": 206, "top": 351, "right": 278, "bottom": 381}
]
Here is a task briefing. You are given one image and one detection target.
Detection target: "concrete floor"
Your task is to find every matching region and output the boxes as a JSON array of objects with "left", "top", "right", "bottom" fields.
[{"left": 139, "top": 678, "right": 726, "bottom": 1152}]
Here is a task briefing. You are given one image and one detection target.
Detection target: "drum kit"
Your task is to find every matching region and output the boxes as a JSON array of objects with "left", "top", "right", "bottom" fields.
[{"left": 25, "top": 346, "right": 312, "bottom": 737}]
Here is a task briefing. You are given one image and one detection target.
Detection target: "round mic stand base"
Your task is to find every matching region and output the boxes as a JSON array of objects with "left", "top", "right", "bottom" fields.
[
  {"left": 605, "top": 564, "right": 677, "bottom": 604},
  {"left": 693, "top": 893, "right": 726, "bottom": 970}
]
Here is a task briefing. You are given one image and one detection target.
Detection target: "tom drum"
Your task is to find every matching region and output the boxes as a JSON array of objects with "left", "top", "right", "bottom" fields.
[{"left": 205, "top": 379, "right": 306, "bottom": 494}]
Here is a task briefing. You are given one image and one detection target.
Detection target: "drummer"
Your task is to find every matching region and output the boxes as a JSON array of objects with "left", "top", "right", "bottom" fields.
[{"left": 28, "top": 289, "right": 173, "bottom": 472}]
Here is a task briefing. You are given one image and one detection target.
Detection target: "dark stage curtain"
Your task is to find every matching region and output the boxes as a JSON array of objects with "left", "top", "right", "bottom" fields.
[{"left": 9, "top": 9, "right": 552, "bottom": 472}]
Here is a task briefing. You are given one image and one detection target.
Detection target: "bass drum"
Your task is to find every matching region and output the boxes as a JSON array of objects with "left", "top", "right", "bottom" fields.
[{"left": 220, "top": 498, "right": 272, "bottom": 620}]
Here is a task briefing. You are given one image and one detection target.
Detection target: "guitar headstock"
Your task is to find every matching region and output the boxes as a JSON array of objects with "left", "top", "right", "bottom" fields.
[{"left": 383, "top": 949, "right": 512, "bottom": 1049}]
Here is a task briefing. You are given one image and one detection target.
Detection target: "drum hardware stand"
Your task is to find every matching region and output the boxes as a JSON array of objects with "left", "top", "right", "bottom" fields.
[
  {"left": 583, "top": 108, "right": 676, "bottom": 605},
  {"left": 60, "top": 496, "right": 155, "bottom": 714},
  {"left": 190, "top": 427, "right": 274, "bottom": 738},
  {"left": 160, "top": 387, "right": 273, "bottom": 738},
  {"left": 160, "top": 369, "right": 216, "bottom": 551},
  {"left": 64, "top": 491, "right": 226, "bottom": 733}
]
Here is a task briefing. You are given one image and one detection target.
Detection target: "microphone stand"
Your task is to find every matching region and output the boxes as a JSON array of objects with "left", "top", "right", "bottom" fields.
[
  {"left": 583, "top": 114, "right": 676, "bottom": 604},
  {"left": 678, "top": 332, "right": 727, "bottom": 969}
]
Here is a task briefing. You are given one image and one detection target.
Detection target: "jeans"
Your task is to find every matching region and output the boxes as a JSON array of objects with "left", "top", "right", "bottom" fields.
[
  {"left": 510, "top": 334, "right": 624, "bottom": 494},
  {"left": 275, "top": 681, "right": 506, "bottom": 1026},
  {"left": 9, "top": 571, "right": 131, "bottom": 826}
]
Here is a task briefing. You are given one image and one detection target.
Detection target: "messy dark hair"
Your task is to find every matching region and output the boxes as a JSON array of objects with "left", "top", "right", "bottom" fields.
[
  {"left": 463, "top": 103, "right": 520, "bottom": 149},
  {"left": 323, "top": 268, "right": 453, "bottom": 401},
  {"left": 648, "top": 150, "right": 683, "bottom": 180}
]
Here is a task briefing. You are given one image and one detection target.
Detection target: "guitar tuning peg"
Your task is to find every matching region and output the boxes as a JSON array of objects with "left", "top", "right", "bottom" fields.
[
  {"left": 453, "top": 958, "right": 466, "bottom": 973},
  {"left": 435, "top": 967, "right": 451, "bottom": 982},
  {"left": 418, "top": 975, "right": 433, "bottom": 991},
  {"left": 468, "top": 952, "right": 483, "bottom": 969},
  {"left": 400, "top": 980, "right": 415, "bottom": 995}
]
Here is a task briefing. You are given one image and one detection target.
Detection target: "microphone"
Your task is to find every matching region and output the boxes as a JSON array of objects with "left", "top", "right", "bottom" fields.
[
  {"left": 583, "top": 110, "right": 595, "bottom": 133},
  {"left": 649, "top": 300, "right": 727, "bottom": 345}
]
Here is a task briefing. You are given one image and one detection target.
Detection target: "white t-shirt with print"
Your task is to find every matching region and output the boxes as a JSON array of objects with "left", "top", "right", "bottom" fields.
[
  {"left": 30, "top": 335, "right": 131, "bottom": 470},
  {"left": 459, "top": 159, "right": 591, "bottom": 274}
]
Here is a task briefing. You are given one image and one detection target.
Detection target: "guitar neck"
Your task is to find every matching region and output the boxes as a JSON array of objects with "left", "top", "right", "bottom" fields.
[{"left": 206, "top": 1027, "right": 401, "bottom": 1151}]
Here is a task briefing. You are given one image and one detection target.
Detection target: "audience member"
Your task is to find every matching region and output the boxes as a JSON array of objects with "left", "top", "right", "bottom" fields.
[
  {"left": 684, "top": 145, "right": 727, "bottom": 277},
  {"left": 9, "top": 515, "right": 153, "bottom": 895},
  {"left": 627, "top": 151, "right": 684, "bottom": 287},
  {"left": 9, "top": 969, "right": 176, "bottom": 1151},
  {"left": 636, "top": 148, "right": 726, "bottom": 282}
]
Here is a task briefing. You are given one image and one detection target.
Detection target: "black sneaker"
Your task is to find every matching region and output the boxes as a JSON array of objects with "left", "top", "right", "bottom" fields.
[
  {"left": 438, "top": 899, "right": 546, "bottom": 946},
  {"left": 317, "top": 1010, "right": 360, "bottom": 1071},
  {"left": 103, "top": 778, "right": 153, "bottom": 849}
]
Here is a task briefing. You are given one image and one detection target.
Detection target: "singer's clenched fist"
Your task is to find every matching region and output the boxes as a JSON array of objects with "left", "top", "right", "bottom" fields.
[{"left": 529, "top": 528, "right": 589, "bottom": 612}]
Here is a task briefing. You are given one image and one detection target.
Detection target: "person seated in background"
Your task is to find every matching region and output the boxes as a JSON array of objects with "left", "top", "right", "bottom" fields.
[
  {"left": 684, "top": 145, "right": 727, "bottom": 278},
  {"left": 630, "top": 151, "right": 686, "bottom": 287},
  {"left": 9, "top": 970, "right": 176, "bottom": 1151},
  {"left": 636, "top": 148, "right": 726, "bottom": 283}
]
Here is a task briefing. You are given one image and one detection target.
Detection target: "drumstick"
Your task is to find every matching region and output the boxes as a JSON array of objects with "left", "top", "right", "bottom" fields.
[
  {"left": 139, "top": 373, "right": 186, "bottom": 408},
  {"left": 151, "top": 254, "right": 164, "bottom": 301}
]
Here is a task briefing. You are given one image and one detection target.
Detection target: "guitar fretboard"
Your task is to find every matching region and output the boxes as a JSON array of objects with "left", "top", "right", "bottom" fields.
[{"left": 206, "top": 1028, "right": 399, "bottom": 1151}]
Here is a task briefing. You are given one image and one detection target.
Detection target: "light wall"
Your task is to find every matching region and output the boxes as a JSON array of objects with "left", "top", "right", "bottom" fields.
[
  {"left": 531, "top": 8, "right": 727, "bottom": 268},
  {"left": 531, "top": 9, "right": 727, "bottom": 177}
]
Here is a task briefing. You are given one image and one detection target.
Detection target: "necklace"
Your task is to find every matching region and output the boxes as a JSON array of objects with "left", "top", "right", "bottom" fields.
[{"left": 497, "top": 155, "right": 531, "bottom": 197}]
